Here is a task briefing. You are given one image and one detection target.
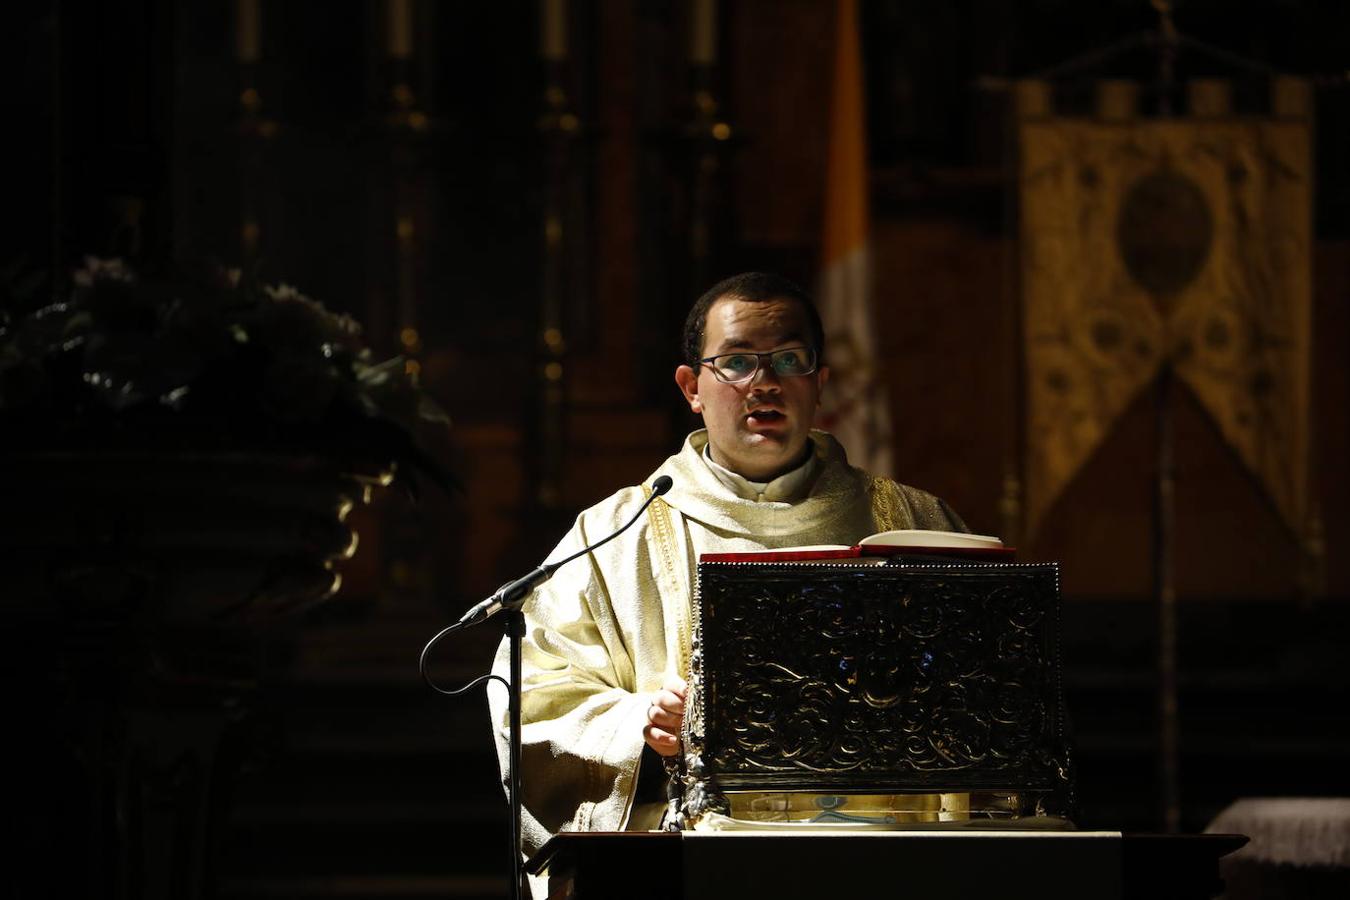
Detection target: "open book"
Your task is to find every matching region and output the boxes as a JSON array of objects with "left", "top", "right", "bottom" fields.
[{"left": 700, "top": 529, "right": 1013, "bottom": 563}]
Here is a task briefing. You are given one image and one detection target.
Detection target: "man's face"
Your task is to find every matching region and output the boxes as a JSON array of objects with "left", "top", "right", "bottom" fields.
[{"left": 675, "top": 295, "right": 829, "bottom": 481}]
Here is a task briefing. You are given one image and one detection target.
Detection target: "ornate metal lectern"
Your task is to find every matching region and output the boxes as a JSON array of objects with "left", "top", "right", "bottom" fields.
[{"left": 676, "top": 559, "right": 1075, "bottom": 829}]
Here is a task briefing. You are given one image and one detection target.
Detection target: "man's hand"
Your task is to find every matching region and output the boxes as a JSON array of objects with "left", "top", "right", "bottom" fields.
[{"left": 642, "top": 675, "right": 686, "bottom": 758}]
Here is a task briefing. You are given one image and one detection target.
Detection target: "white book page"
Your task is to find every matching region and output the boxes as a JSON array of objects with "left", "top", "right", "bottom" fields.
[{"left": 858, "top": 529, "right": 1004, "bottom": 549}]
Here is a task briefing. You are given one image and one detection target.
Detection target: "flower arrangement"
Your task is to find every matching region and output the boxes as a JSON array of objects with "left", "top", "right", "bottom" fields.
[{"left": 0, "top": 257, "right": 453, "bottom": 494}]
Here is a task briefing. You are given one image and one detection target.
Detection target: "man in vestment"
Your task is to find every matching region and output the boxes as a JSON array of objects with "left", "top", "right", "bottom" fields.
[{"left": 489, "top": 272, "right": 966, "bottom": 869}]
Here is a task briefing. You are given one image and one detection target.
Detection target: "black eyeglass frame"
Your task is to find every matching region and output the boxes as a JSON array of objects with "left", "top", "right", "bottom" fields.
[{"left": 696, "top": 346, "right": 820, "bottom": 384}]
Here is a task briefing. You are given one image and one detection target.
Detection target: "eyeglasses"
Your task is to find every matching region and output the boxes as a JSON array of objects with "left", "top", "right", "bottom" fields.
[{"left": 698, "top": 347, "right": 818, "bottom": 384}]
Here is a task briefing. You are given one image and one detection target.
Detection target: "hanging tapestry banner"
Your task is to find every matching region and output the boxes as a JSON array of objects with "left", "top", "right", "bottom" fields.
[{"left": 1019, "top": 91, "right": 1312, "bottom": 540}]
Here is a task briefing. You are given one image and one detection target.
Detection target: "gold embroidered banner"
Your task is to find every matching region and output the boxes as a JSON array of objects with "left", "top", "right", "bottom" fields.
[{"left": 1019, "top": 93, "right": 1311, "bottom": 539}]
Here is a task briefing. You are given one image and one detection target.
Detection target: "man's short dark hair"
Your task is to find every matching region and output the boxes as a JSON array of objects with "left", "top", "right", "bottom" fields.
[{"left": 681, "top": 272, "right": 825, "bottom": 367}]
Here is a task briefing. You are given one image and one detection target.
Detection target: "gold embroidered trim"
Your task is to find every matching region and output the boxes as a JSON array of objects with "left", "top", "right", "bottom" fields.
[
  {"left": 869, "top": 475, "right": 908, "bottom": 532},
  {"left": 644, "top": 490, "right": 689, "bottom": 681}
]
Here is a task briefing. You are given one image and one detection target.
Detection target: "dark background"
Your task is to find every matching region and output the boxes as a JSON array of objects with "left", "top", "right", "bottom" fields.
[{"left": 4, "top": 1, "right": 1348, "bottom": 897}]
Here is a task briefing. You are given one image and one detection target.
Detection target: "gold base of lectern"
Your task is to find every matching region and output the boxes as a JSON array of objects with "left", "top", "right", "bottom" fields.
[{"left": 723, "top": 790, "right": 1028, "bottom": 824}]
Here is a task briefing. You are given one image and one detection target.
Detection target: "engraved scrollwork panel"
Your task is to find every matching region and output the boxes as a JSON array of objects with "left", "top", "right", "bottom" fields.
[{"left": 695, "top": 563, "right": 1067, "bottom": 794}]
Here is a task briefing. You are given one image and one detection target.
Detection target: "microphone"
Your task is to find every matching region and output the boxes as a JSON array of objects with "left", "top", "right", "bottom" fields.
[{"left": 456, "top": 475, "right": 674, "bottom": 627}]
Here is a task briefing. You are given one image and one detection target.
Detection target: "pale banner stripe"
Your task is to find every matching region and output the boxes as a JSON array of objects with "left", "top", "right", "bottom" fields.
[{"left": 818, "top": 0, "right": 893, "bottom": 477}]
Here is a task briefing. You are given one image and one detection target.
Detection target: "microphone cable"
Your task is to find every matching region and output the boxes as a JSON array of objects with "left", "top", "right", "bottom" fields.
[{"left": 419, "top": 475, "right": 673, "bottom": 695}]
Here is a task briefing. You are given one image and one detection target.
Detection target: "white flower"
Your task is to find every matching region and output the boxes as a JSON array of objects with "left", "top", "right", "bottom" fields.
[
  {"left": 73, "top": 256, "right": 134, "bottom": 287},
  {"left": 263, "top": 282, "right": 311, "bottom": 303}
]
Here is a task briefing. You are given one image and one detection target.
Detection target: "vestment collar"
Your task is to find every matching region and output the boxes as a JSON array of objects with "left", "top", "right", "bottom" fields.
[
  {"left": 650, "top": 429, "right": 869, "bottom": 538},
  {"left": 699, "top": 443, "right": 819, "bottom": 503}
]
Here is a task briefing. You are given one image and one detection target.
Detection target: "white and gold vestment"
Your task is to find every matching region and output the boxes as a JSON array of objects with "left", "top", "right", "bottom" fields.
[{"left": 488, "top": 429, "right": 966, "bottom": 859}]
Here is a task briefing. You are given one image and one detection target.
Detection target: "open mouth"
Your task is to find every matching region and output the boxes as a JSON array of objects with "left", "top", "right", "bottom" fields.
[{"left": 747, "top": 409, "right": 785, "bottom": 423}]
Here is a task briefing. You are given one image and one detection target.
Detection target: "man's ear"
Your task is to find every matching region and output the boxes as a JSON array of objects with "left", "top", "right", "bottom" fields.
[
  {"left": 815, "top": 365, "right": 830, "bottom": 404},
  {"left": 675, "top": 365, "right": 702, "bottom": 414}
]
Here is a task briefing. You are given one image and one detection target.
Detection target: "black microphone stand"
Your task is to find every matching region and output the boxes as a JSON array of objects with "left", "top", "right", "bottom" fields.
[
  {"left": 421, "top": 476, "right": 674, "bottom": 900},
  {"left": 506, "top": 608, "right": 525, "bottom": 900}
]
